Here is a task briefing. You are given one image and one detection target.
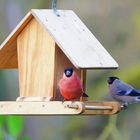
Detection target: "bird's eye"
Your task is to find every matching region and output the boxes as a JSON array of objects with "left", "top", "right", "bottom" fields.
[
  {"left": 66, "top": 71, "right": 72, "bottom": 77},
  {"left": 64, "top": 67, "right": 73, "bottom": 77},
  {"left": 65, "top": 70, "right": 73, "bottom": 77}
]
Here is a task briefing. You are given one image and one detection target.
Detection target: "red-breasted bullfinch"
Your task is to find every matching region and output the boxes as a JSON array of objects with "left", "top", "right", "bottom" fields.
[{"left": 58, "top": 67, "right": 88, "bottom": 100}]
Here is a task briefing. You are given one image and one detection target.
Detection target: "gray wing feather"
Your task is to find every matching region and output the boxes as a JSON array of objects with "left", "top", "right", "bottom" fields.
[
  {"left": 115, "top": 80, "right": 134, "bottom": 95},
  {"left": 115, "top": 80, "right": 140, "bottom": 96}
]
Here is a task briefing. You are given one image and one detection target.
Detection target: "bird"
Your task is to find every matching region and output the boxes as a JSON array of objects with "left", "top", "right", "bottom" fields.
[
  {"left": 58, "top": 67, "right": 88, "bottom": 101},
  {"left": 51, "top": 0, "right": 60, "bottom": 16},
  {"left": 107, "top": 76, "right": 140, "bottom": 107}
]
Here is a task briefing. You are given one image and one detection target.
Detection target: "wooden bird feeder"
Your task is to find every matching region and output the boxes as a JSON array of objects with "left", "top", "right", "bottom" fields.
[{"left": 0, "top": 9, "right": 120, "bottom": 115}]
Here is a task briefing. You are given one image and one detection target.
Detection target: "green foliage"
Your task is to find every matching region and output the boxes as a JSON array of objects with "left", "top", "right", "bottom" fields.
[
  {"left": 0, "top": 116, "right": 29, "bottom": 140},
  {"left": 6, "top": 116, "right": 24, "bottom": 138},
  {"left": 20, "top": 136, "right": 30, "bottom": 140},
  {"left": 133, "top": 11, "right": 140, "bottom": 38},
  {"left": 72, "top": 136, "right": 81, "bottom": 140},
  {"left": 0, "top": 116, "right": 5, "bottom": 126},
  {"left": 97, "top": 116, "right": 123, "bottom": 140}
]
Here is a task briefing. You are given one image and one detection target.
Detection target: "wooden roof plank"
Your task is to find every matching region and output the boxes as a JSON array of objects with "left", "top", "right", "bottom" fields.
[
  {"left": 0, "top": 9, "right": 118, "bottom": 69},
  {"left": 0, "top": 12, "right": 33, "bottom": 68},
  {"left": 31, "top": 9, "right": 118, "bottom": 69}
]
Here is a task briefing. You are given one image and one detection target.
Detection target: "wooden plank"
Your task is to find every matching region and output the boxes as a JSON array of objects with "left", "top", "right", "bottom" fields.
[
  {"left": 31, "top": 9, "right": 118, "bottom": 69},
  {"left": 0, "top": 101, "right": 84, "bottom": 115},
  {"left": 83, "top": 101, "right": 120, "bottom": 115},
  {"left": 0, "top": 12, "right": 33, "bottom": 68},
  {"left": 17, "top": 18, "right": 55, "bottom": 98},
  {"left": 80, "top": 69, "right": 86, "bottom": 91},
  {"left": 16, "top": 96, "right": 53, "bottom": 101},
  {"left": 80, "top": 69, "right": 87, "bottom": 101},
  {"left": 0, "top": 39, "right": 17, "bottom": 68},
  {"left": 0, "top": 101, "right": 120, "bottom": 115}
]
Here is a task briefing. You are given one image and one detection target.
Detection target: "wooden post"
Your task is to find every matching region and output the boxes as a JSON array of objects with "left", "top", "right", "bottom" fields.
[{"left": 80, "top": 69, "right": 88, "bottom": 101}]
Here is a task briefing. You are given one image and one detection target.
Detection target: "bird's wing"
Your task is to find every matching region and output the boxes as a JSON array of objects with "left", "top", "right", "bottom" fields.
[
  {"left": 126, "top": 89, "right": 140, "bottom": 96},
  {"left": 117, "top": 89, "right": 140, "bottom": 96},
  {"left": 116, "top": 80, "right": 140, "bottom": 96}
]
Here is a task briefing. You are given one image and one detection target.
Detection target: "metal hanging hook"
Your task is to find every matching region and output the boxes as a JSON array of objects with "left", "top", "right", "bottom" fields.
[{"left": 51, "top": 0, "right": 60, "bottom": 16}]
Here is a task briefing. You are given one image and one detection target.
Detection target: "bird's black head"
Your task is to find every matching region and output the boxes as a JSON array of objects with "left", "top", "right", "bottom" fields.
[
  {"left": 64, "top": 67, "right": 73, "bottom": 77},
  {"left": 107, "top": 76, "right": 119, "bottom": 84}
]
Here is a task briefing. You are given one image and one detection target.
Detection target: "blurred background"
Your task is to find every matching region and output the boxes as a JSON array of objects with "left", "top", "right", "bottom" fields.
[{"left": 0, "top": 0, "right": 140, "bottom": 140}]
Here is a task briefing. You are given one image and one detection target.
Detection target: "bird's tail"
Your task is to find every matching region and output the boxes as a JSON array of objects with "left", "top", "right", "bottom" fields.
[
  {"left": 82, "top": 93, "right": 89, "bottom": 97},
  {"left": 136, "top": 96, "right": 140, "bottom": 102}
]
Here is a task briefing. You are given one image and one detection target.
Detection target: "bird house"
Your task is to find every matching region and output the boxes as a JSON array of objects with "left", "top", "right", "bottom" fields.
[{"left": 0, "top": 9, "right": 120, "bottom": 115}]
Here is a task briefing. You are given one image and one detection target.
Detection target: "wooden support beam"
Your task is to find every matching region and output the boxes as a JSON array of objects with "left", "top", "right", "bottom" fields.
[
  {"left": 0, "top": 101, "right": 120, "bottom": 115},
  {"left": 0, "top": 101, "right": 84, "bottom": 115}
]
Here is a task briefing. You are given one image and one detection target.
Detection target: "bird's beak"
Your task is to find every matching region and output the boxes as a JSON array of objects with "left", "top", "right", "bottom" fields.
[{"left": 107, "top": 78, "right": 111, "bottom": 84}]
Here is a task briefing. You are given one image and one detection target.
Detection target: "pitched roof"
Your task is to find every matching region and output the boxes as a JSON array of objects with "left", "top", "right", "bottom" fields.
[{"left": 0, "top": 9, "right": 118, "bottom": 69}]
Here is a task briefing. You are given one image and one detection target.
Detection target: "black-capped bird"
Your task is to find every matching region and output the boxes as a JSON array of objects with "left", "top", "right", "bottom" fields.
[{"left": 107, "top": 76, "right": 140, "bottom": 107}]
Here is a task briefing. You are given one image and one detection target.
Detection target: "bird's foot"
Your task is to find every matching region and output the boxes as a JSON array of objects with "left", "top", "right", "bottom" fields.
[
  {"left": 62, "top": 98, "right": 68, "bottom": 103},
  {"left": 121, "top": 103, "right": 128, "bottom": 110}
]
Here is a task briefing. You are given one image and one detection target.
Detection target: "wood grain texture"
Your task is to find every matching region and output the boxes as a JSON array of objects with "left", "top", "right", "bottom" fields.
[
  {"left": 80, "top": 69, "right": 87, "bottom": 101},
  {"left": 0, "top": 12, "right": 33, "bottom": 68},
  {"left": 31, "top": 9, "right": 118, "bottom": 69},
  {"left": 0, "top": 101, "right": 84, "bottom": 115},
  {"left": 80, "top": 69, "right": 86, "bottom": 91},
  {"left": 17, "top": 18, "right": 56, "bottom": 98},
  {"left": 83, "top": 101, "right": 120, "bottom": 115},
  {"left": 0, "top": 39, "right": 17, "bottom": 68},
  {"left": 16, "top": 96, "right": 53, "bottom": 101},
  {"left": 0, "top": 101, "right": 120, "bottom": 115}
]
